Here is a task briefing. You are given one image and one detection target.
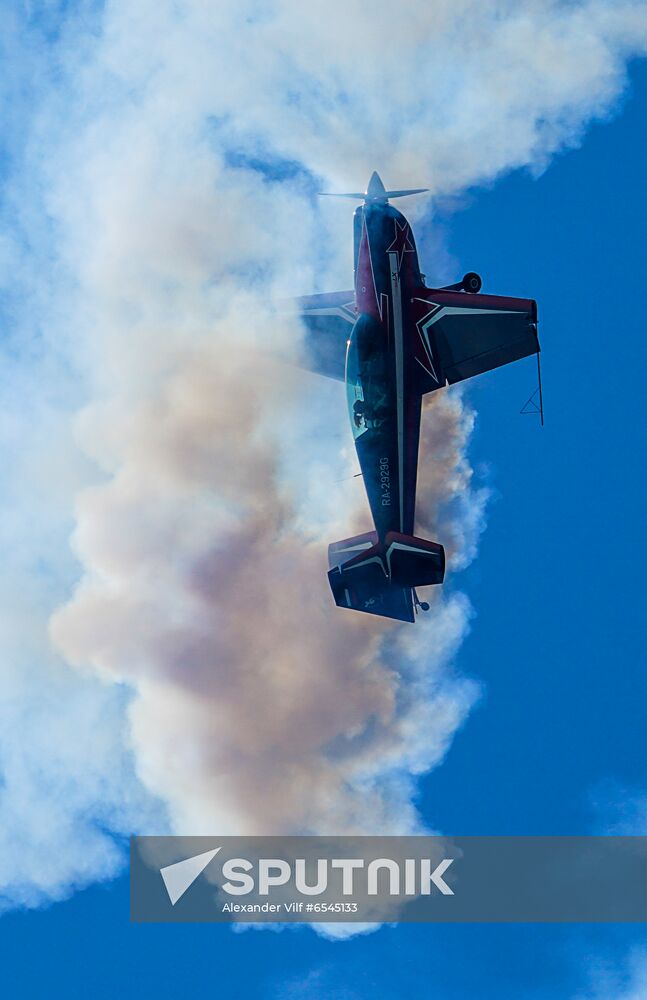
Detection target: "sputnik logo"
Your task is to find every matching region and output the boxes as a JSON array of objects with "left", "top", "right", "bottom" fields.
[
  {"left": 159, "top": 847, "right": 455, "bottom": 904},
  {"left": 160, "top": 847, "right": 221, "bottom": 905}
]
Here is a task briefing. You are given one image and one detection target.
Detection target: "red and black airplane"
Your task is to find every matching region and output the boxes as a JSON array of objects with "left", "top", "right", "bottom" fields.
[{"left": 298, "top": 172, "right": 539, "bottom": 623}]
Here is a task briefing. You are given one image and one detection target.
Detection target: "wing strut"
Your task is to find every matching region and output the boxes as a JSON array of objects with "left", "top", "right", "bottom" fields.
[{"left": 520, "top": 352, "right": 544, "bottom": 426}]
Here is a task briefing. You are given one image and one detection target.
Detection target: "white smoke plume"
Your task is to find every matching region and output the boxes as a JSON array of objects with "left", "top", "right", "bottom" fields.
[{"left": 1, "top": 0, "right": 647, "bottom": 905}]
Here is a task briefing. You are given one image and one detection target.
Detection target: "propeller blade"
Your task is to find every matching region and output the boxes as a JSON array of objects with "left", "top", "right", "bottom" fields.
[
  {"left": 318, "top": 188, "right": 429, "bottom": 201},
  {"left": 318, "top": 192, "right": 366, "bottom": 199},
  {"left": 383, "top": 188, "right": 429, "bottom": 199}
]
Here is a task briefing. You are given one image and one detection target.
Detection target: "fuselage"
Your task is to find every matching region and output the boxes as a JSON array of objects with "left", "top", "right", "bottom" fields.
[{"left": 345, "top": 200, "right": 424, "bottom": 540}]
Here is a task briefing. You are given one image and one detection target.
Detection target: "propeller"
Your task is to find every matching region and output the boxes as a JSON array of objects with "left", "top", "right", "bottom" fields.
[{"left": 320, "top": 170, "right": 428, "bottom": 203}]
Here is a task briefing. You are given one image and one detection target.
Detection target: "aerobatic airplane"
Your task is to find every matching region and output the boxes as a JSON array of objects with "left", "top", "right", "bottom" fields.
[{"left": 298, "top": 172, "right": 540, "bottom": 623}]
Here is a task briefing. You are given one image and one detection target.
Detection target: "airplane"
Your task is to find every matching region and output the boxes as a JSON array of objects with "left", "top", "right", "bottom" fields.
[{"left": 297, "top": 171, "right": 540, "bottom": 623}]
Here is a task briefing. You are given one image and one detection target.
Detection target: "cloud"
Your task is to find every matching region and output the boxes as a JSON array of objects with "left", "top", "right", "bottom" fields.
[
  {"left": 0, "top": 339, "right": 165, "bottom": 911},
  {"left": 1, "top": 0, "right": 646, "bottom": 909},
  {"left": 276, "top": 965, "right": 370, "bottom": 1000},
  {"left": 574, "top": 949, "right": 647, "bottom": 1000},
  {"left": 587, "top": 777, "right": 647, "bottom": 835}
]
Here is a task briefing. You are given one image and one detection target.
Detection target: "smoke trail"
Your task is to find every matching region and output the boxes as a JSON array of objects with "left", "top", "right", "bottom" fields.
[
  {"left": 1, "top": 0, "right": 647, "bottom": 904},
  {"left": 50, "top": 327, "right": 479, "bottom": 836}
]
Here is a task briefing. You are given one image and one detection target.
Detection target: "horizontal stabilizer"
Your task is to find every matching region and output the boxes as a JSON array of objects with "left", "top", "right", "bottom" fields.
[
  {"left": 385, "top": 532, "right": 446, "bottom": 586},
  {"left": 327, "top": 531, "right": 445, "bottom": 623}
]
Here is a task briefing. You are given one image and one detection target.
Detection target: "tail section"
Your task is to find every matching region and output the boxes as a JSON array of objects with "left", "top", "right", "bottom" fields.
[{"left": 327, "top": 531, "right": 445, "bottom": 623}]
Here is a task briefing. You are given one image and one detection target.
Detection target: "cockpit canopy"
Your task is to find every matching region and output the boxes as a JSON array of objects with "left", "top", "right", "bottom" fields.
[{"left": 345, "top": 313, "right": 392, "bottom": 439}]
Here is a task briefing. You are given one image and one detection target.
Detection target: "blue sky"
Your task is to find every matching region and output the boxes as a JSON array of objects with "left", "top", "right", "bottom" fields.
[{"left": 2, "top": 11, "right": 647, "bottom": 1000}]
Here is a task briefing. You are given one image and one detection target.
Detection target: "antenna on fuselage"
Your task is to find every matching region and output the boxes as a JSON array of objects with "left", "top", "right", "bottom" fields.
[{"left": 319, "top": 170, "right": 429, "bottom": 203}]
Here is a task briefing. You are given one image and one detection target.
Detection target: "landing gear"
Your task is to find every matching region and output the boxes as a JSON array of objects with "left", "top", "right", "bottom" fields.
[
  {"left": 439, "top": 271, "right": 483, "bottom": 293},
  {"left": 462, "top": 271, "right": 482, "bottom": 293},
  {"left": 413, "top": 590, "right": 430, "bottom": 614}
]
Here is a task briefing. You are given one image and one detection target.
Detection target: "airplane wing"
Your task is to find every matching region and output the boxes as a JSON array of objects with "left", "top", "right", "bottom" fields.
[
  {"left": 296, "top": 290, "right": 356, "bottom": 381},
  {"left": 410, "top": 289, "right": 538, "bottom": 393}
]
